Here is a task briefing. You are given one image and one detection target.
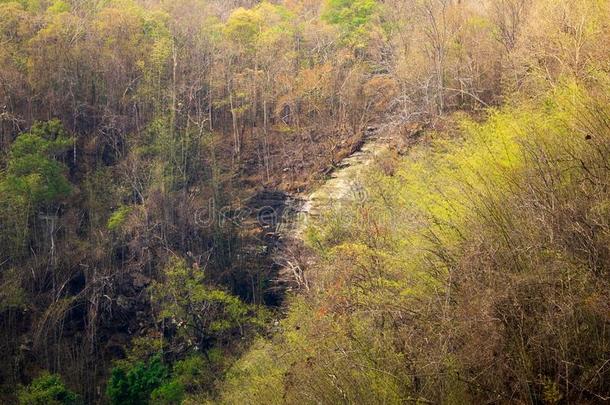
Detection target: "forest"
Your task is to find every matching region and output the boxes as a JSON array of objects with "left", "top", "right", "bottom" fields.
[{"left": 0, "top": 0, "right": 609, "bottom": 403}]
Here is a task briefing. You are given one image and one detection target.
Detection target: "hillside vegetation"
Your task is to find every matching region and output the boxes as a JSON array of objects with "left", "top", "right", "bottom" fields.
[
  {"left": 0, "top": 0, "right": 609, "bottom": 403},
  {"left": 220, "top": 80, "right": 610, "bottom": 404}
]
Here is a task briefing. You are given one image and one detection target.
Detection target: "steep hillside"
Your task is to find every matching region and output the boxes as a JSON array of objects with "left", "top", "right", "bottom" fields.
[
  {"left": 219, "top": 80, "right": 610, "bottom": 405},
  {"left": 1, "top": 0, "right": 609, "bottom": 404}
]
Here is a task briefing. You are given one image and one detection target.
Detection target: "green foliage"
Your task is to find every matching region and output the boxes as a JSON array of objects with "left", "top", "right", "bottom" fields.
[
  {"left": 150, "top": 355, "right": 213, "bottom": 404},
  {"left": 18, "top": 373, "right": 79, "bottom": 405},
  {"left": 150, "top": 258, "right": 265, "bottom": 350},
  {"left": 323, "top": 0, "right": 377, "bottom": 28},
  {"left": 124, "top": 337, "right": 165, "bottom": 366},
  {"left": 106, "top": 355, "right": 168, "bottom": 405},
  {"left": 223, "top": 2, "right": 293, "bottom": 52},
  {"left": 220, "top": 339, "right": 286, "bottom": 405},
  {"left": 47, "top": 0, "right": 69, "bottom": 14},
  {"left": 107, "top": 205, "right": 133, "bottom": 231},
  {"left": 223, "top": 7, "right": 263, "bottom": 49},
  {"left": 4, "top": 119, "right": 72, "bottom": 206},
  {"left": 0, "top": 119, "right": 72, "bottom": 258},
  {"left": 0, "top": 0, "right": 40, "bottom": 12},
  {"left": 322, "top": 0, "right": 378, "bottom": 45},
  {"left": 150, "top": 380, "right": 183, "bottom": 404},
  {"left": 109, "top": 350, "right": 221, "bottom": 404}
]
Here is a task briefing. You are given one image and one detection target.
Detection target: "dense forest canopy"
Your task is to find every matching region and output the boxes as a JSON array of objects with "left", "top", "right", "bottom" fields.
[{"left": 0, "top": 0, "right": 609, "bottom": 403}]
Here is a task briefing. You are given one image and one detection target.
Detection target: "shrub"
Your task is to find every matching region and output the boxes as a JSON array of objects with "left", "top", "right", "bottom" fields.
[
  {"left": 106, "top": 355, "right": 168, "bottom": 405},
  {"left": 18, "top": 373, "right": 79, "bottom": 405}
]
